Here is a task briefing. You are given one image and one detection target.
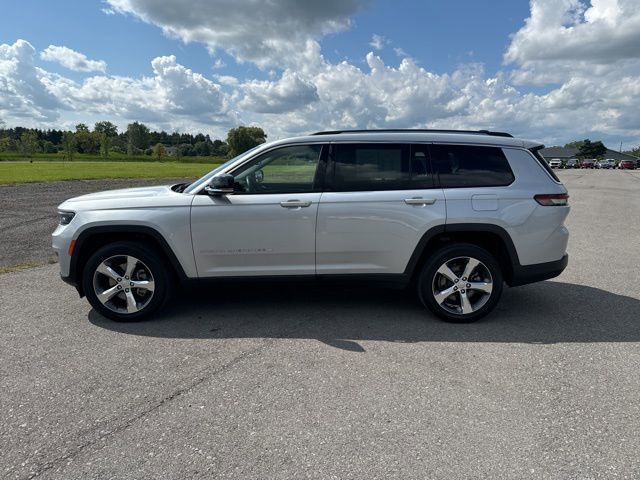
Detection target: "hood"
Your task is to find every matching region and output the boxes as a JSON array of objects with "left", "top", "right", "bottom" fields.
[{"left": 58, "top": 184, "right": 190, "bottom": 211}]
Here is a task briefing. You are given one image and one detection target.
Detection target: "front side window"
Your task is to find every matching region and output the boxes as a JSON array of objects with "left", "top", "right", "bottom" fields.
[
  {"left": 231, "top": 144, "right": 322, "bottom": 194},
  {"left": 430, "top": 144, "right": 514, "bottom": 188}
]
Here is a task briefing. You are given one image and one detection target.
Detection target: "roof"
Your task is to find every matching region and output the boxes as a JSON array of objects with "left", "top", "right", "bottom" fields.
[
  {"left": 271, "top": 130, "right": 542, "bottom": 150},
  {"left": 541, "top": 146, "right": 639, "bottom": 161}
]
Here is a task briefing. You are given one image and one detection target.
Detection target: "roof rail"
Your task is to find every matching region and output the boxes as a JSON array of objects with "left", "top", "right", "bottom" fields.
[{"left": 310, "top": 129, "right": 513, "bottom": 138}]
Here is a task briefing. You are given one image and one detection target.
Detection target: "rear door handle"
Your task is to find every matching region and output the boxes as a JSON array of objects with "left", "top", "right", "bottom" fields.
[
  {"left": 280, "top": 200, "right": 312, "bottom": 208},
  {"left": 404, "top": 197, "right": 436, "bottom": 205}
]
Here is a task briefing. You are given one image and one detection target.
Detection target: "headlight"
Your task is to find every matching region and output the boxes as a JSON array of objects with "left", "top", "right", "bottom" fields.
[{"left": 58, "top": 211, "right": 76, "bottom": 225}]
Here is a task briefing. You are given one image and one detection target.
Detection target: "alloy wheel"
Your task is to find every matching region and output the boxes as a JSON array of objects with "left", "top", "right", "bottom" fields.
[
  {"left": 92, "top": 255, "right": 155, "bottom": 314},
  {"left": 431, "top": 256, "right": 493, "bottom": 315}
]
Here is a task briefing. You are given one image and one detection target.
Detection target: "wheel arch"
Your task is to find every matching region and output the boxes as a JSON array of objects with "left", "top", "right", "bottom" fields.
[
  {"left": 70, "top": 225, "right": 189, "bottom": 296},
  {"left": 405, "top": 224, "right": 520, "bottom": 285}
]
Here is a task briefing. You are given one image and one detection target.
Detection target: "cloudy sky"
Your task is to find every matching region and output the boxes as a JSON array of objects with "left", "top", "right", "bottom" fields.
[{"left": 1, "top": 0, "right": 639, "bottom": 147}]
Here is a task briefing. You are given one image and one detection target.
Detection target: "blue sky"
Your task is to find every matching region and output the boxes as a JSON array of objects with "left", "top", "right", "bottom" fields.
[
  {"left": 1, "top": 0, "right": 529, "bottom": 78},
  {"left": 1, "top": 0, "right": 639, "bottom": 147}
]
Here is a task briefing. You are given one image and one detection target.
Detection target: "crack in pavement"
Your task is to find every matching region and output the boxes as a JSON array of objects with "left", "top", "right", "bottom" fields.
[{"left": 25, "top": 337, "right": 279, "bottom": 479}]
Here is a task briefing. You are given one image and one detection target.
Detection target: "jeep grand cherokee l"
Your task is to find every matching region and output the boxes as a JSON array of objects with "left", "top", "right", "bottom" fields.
[{"left": 52, "top": 129, "right": 570, "bottom": 323}]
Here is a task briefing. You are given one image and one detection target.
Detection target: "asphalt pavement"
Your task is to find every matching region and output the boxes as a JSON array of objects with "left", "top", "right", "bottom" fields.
[
  {"left": 0, "top": 177, "right": 189, "bottom": 269},
  {"left": 1, "top": 169, "right": 639, "bottom": 479}
]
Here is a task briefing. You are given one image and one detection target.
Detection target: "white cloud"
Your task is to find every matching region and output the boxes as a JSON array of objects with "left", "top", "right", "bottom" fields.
[
  {"left": 0, "top": 40, "right": 65, "bottom": 123},
  {"left": 214, "top": 74, "right": 239, "bottom": 87},
  {"left": 239, "top": 70, "right": 319, "bottom": 113},
  {"left": 40, "top": 45, "right": 107, "bottom": 73},
  {"left": 49, "top": 55, "right": 230, "bottom": 127},
  {"left": 505, "top": 0, "right": 640, "bottom": 82},
  {"left": 369, "top": 34, "right": 387, "bottom": 51},
  {"left": 104, "top": 0, "right": 367, "bottom": 68},
  {"left": 2, "top": 1, "right": 640, "bottom": 146}
]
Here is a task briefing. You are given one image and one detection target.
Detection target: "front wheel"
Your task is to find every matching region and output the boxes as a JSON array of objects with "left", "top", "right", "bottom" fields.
[
  {"left": 417, "top": 244, "right": 503, "bottom": 323},
  {"left": 82, "top": 241, "right": 170, "bottom": 321}
]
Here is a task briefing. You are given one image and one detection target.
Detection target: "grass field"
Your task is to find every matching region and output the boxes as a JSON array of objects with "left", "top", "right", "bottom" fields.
[{"left": 0, "top": 161, "right": 220, "bottom": 184}]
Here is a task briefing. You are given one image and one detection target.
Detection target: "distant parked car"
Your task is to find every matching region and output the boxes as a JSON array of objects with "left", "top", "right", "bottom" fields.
[
  {"left": 597, "top": 159, "right": 613, "bottom": 169},
  {"left": 618, "top": 160, "right": 637, "bottom": 170},
  {"left": 549, "top": 159, "right": 562, "bottom": 169},
  {"left": 581, "top": 159, "right": 595, "bottom": 169},
  {"left": 566, "top": 158, "right": 579, "bottom": 169}
]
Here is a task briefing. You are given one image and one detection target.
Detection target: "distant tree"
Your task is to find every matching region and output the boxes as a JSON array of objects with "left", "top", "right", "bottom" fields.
[
  {"left": 153, "top": 143, "right": 166, "bottom": 160},
  {"left": 212, "top": 139, "right": 229, "bottom": 157},
  {"left": 226, "top": 126, "right": 267, "bottom": 157},
  {"left": 75, "top": 130, "right": 100, "bottom": 154},
  {"left": 94, "top": 121, "right": 118, "bottom": 138},
  {"left": 194, "top": 140, "right": 210, "bottom": 156},
  {"left": 564, "top": 140, "right": 585, "bottom": 149},
  {"left": 624, "top": 146, "right": 640, "bottom": 158},
  {"left": 42, "top": 140, "right": 58, "bottom": 154},
  {"left": 178, "top": 143, "right": 195, "bottom": 157},
  {"left": 577, "top": 139, "right": 607, "bottom": 159},
  {"left": 18, "top": 131, "right": 40, "bottom": 158},
  {"left": 99, "top": 133, "right": 111, "bottom": 158},
  {"left": 62, "top": 132, "right": 76, "bottom": 161},
  {"left": 126, "top": 122, "right": 150, "bottom": 155},
  {"left": 0, "top": 136, "right": 15, "bottom": 152},
  {"left": 75, "top": 123, "right": 90, "bottom": 133}
]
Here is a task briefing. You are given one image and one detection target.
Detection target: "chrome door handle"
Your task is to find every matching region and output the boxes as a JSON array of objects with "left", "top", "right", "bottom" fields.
[
  {"left": 404, "top": 197, "right": 436, "bottom": 205},
  {"left": 280, "top": 200, "right": 312, "bottom": 208}
]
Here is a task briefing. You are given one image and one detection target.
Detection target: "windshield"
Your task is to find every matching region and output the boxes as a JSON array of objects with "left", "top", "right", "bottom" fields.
[{"left": 183, "top": 145, "right": 262, "bottom": 194}]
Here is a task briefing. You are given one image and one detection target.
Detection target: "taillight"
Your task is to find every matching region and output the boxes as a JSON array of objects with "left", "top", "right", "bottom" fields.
[{"left": 534, "top": 194, "right": 569, "bottom": 206}]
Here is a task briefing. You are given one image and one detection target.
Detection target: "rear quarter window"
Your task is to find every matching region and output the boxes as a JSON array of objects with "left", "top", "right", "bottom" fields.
[
  {"left": 430, "top": 144, "right": 515, "bottom": 188},
  {"left": 530, "top": 147, "right": 560, "bottom": 182}
]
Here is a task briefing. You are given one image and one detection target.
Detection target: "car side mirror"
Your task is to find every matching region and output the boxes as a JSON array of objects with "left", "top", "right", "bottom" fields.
[{"left": 204, "top": 174, "right": 234, "bottom": 195}]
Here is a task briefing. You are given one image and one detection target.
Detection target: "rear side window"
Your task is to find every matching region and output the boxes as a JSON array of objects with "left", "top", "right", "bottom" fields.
[
  {"left": 333, "top": 143, "right": 409, "bottom": 191},
  {"left": 331, "top": 143, "right": 434, "bottom": 191},
  {"left": 430, "top": 144, "right": 515, "bottom": 188}
]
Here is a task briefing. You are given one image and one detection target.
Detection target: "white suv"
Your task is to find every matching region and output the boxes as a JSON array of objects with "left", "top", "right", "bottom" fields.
[{"left": 52, "top": 130, "right": 570, "bottom": 323}]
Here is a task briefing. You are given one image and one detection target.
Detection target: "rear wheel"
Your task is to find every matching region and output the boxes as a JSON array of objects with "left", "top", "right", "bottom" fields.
[
  {"left": 418, "top": 244, "right": 503, "bottom": 323},
  {"left": 82, "top": 241, "right": 170, "bottom": 321}
]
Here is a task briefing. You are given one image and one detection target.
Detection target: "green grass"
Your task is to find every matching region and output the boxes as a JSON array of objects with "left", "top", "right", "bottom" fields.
[
  {"left": 0, "top": 161, "right": 220, "bottom": 184},
  {"left": 0, "top": 263, "right": 42, "bottom": 274},
  {"left": 0, "top": 152, "right": 225, "bottom": 164}
]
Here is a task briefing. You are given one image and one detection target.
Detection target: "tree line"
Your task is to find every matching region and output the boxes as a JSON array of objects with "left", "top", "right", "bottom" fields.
[
  {"left": 2, "top": 121, "right": 638, "bottom": 161},
  {"left": 0, "top": 122, "right": 267, "bottom": 160}
]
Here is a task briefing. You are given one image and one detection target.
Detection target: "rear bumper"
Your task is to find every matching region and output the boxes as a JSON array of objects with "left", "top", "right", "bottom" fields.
[{"left": 509, "top": 254, "right": 568, "bottom": 287}]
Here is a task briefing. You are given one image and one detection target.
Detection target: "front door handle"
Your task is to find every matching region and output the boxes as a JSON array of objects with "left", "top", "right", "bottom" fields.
[
  {"left": 404, "top": 197, "right": 437, "bottom": 205},
  {"left": 280, "top": 200, "right": 312, "bottom": 208}
]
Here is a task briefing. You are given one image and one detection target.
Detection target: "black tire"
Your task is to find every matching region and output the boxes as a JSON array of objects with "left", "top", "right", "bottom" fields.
[
  {"left": 82, "top": 241, "right": 171, "bottom": 322},
  {"left": 417, "top": 243, "right": 503, "bottom": 323}
]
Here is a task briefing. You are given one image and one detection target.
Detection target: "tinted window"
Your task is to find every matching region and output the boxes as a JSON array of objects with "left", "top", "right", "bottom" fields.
[
  {"left": 410, "top": 144, "right": 435, "bottom": 189},
  {"left": 231, "top": 145, "right": 322, "bottom": 194},
  {"left": 430, "top": 144, "right": 514, "bottom": 188},
  {"left": 332, "top": 143, "right": 434, "bottom": 191}
]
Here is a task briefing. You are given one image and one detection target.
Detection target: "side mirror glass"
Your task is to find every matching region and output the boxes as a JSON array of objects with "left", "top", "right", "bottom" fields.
[{"left": 204, "top": 173, "right": 234, "bottom": 195}]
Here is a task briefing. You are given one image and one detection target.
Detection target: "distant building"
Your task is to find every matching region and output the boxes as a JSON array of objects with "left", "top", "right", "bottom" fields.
[
  {"left": 540, "top": 147, "right": 639, "bottom": 162},
  {"left": 165, "top": 146, "right": 179, "bottom": 157}
]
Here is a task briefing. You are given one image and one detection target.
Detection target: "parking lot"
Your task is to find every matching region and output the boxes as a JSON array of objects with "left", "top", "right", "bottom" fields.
[{"left": 1, "top": 169, "right": 639, "bottom": 479}]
